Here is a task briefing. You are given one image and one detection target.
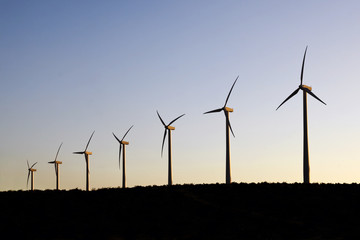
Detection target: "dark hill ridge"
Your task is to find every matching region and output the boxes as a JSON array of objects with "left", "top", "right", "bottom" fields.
[{"left": 1, "top": 183, "right": 360, "bottom": 239}]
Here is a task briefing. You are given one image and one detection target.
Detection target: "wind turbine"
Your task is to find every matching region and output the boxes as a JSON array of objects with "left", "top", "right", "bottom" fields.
[
  {"left": 113, "top": 125, "right": 133, "bottom": 188},
  {"left": 48, "top": 142, "right": 63, "bottom": 190},
  {"left": 73, "top": 131, "right": 95, "bottom": 191},
  {"left": 27, "top": 161, "right": 37, "bottom": 191},
  {"left": 204, "top": 76, "right": 238, "bottom": 184},
  {"left": 276, "top": 46, "right": 326, "bottom": 184},
  {"left": 157, "top": 111, "right": 185, "bottom": 186}
]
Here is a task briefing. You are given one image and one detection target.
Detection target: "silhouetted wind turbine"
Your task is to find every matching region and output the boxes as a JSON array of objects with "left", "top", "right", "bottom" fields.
[
  {"left": 157, "top": 111, "right": 185, "bottom": 186},
  {"left": 276, "top": 46, "right": 326, "bottom": 184},
  {"left": 73, "top": 131, "right": 95, "bottom": 191},
  {"left": 204, "top": 76, "right": 238, "bottom": 184},
  {"left": 48, "top": 142, "right": 63, "bottom": 190},
  {"left": 113, "top": 125, "right": 133, "bottom": 188},
  {"left": 27, "top": 161, "right": 37, "bottom": 191}
]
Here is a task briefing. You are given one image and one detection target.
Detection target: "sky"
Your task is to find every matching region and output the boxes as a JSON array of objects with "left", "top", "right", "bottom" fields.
[{"left": 1, "top": 0, "right": 360, "bottom": 191}]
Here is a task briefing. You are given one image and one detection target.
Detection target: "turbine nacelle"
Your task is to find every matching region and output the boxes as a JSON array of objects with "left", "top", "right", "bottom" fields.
[
  {"left": 300, "top": 85, "right": 312, "bottom": 91},
  {"left": 167, "top": 126, "right": 175, "bottom": 130},
  {"left": 224, "top": 107, "right": 233, "bottom": 112},
  {"left": 85, "top": 151, "right": 92, "bottom": 155},
  {"left": 29, "top": 168, "right": 37, "bottom": 172},
  {"left": 49, "top": 161, "right": 62, "bottom": 164},
  {"left": 121, "top": 141, "right": 129, "bottom": 145}
]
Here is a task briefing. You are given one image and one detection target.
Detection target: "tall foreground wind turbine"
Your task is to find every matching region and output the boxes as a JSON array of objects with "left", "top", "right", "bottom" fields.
[
  {"left": 73, "top": 131, "right": 95, "bottom": 191},
  {"left": 157, "top": 111, "right": 185, "bottom": 186},
  {"left": 276, "top": 46, "right": 326, "bottom": 184},
  {"left": 27, "top": 161, "right": 37, "bottom": 191},
  {"left": 204, "top": 76, "right": 238, "bottom": 184},
  {"left": 113, "top": 125, "right": 133, "bottom": 188},
  {"left": 48, "top": 143, "right": 63, "bottom": 190}
]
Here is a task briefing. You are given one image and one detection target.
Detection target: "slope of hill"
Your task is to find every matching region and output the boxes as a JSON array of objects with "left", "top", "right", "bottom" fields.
[{"left": 1, "top": 183, "right": 360, "bottom": 239}]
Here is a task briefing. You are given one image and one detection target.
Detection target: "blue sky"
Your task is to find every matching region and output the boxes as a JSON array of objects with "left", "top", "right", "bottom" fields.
[{"left": 1, "top": 0, "right": 360, "bottom": 191}]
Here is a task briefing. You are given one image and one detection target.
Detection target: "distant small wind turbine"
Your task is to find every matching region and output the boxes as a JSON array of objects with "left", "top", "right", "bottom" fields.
[
  {"left": 204, "top": 76, "right": 238, "bottom": 184},
  {"left": 48, "top": 142, "right": 63, "bottom": 190},
  {"left": 157, "top": 111, "right": 185, "bottom": 186},
  {"left": 113, "top": 125, "right": 133, "bottom": 188},
  {"left": 27, "top": 161, "right": 37, "bottom": 191},
  {"left": 276, "top": 46, "right": 326, "bottom": 184},
  {"left": 73, "top": 131, "right": 95, "bottom": 191}
]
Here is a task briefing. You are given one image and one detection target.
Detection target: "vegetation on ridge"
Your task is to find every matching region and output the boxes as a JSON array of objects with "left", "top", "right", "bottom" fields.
[{"left": 1, "top": 183, "right": 359, "bottom": 239}]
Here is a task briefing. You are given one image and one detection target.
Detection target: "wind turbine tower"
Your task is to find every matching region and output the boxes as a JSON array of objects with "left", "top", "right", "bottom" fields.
[
  {"left": 204, "top": 76, "right": 238, "bottom": 184},
  {"left": 276, "top": 46, "right": 326, "bottom": 184},
  {"left": 113, "top": 125, "right": 133, "bottom": 188},
  {"left": 27, "top": 161, "right": 37, "bottom": 191},
  {"left": 157, "top": 111, "right": 185, "bottom": 186},
  {"left": 48, "top": 142, "right": 63, "bottom": 190},
  {"left": 73, "top": 131, "right": 95, "bottom": 191}
]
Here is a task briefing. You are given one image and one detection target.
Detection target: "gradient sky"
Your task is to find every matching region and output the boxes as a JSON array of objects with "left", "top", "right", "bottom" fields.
[{"left": 1, "top": 0, "right": 360, "bottom": 191}]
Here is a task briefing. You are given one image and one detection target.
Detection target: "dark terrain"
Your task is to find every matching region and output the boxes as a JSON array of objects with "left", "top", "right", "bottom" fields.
[{"left": 2, "top": 183, "right": 360, "bottom": 239}]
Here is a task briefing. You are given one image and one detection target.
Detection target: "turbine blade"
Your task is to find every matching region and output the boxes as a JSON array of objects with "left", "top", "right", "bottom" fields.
[
  {"left": 48, "top": 161, "right": 55, "bottom": 164},
  {"left": 27, "top": 160, "right": 29, "bottom": 169},
  {"left": 161, "top": 129, "right": 167, "bottom": 157},
  {"left": 204, "top": 108, "right": 223, "bottom": 114},
  {"left": 112, "top": 132, "right": 121, "bottom": 143},
  {"left": 54, "top": 142, "right": 63, "bottom": 162},
  {"left": 121, "top": 125, "right": 134, "bottom": 141},
  {"left": 225, "top": 112, "right": 235, "bottom": 138},
  {"left": 157, "top": 111, "right": 166, "bottom": 127},
  {"left": 224, "top": 76, "right": 239, "bottom": 107},
  {"left": 84, "top": 131, "right": 95, "bottom": 151},
  {"left": 55, "top": 164, "right": 58, "bottom": 177},
  {"left": 27, "top": 170, "right": 30, "bottom": 188},
  {"left": 300, "top": 46, "right": 308, "bottom": 85},
  {"left": 168, "top": 114, "right": 185, "bottom": 126},
  {"left": 31, "top": 162, "right": 37, "bottom": 168},
  {"left": 304, "top": 88, "right": 327, "bottom": 105},
  {"left": 73, "top": 151, "right": 84, "bottom": 154},
  {"left": 276, "top": 88, "right": 300, "bottom": 110},
  {"left": 119, "top": 144, "right": 122, "bottom": 170}
]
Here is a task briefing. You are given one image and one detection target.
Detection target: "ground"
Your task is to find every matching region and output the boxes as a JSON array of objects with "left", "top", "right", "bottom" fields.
[{"left": 1, "top": 183, "right": 360, "bottom": 239}]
